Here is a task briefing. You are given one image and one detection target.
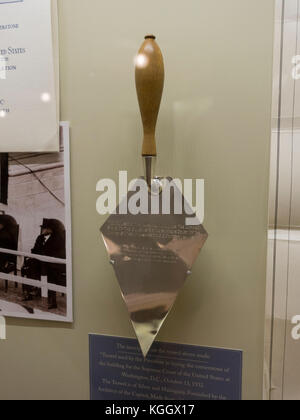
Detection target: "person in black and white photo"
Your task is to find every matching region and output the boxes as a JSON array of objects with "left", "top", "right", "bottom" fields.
[
  {"left": 22, "top": 219, "right": 66, "bottom": 310},
  {"left": 0, "top": 215, "right": 18, "bottom": 275}
]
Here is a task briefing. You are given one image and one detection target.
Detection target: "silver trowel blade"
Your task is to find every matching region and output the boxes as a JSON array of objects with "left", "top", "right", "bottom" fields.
[{"left": 100, "top": 179, "right": 208, "bottom": 357}]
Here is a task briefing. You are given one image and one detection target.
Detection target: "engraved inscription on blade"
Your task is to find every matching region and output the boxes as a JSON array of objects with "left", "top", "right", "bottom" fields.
[{"left": 100, "top": 182, "right": 208, "bottom": 357}]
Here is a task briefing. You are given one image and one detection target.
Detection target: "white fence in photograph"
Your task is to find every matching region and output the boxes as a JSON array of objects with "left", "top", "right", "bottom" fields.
[{"left": 0, "top": 247, "right": 67, "bottom": 298}]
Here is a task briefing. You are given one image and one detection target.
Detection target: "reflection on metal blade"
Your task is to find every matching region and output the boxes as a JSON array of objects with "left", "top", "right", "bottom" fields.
[{"left": 100, "top": 179, "right": 208, "bottom": 357}]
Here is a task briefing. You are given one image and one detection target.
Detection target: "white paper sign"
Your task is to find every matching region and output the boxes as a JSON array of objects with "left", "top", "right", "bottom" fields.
[{"left": 0, "top": 0, "right": 59, "bottom": 152}]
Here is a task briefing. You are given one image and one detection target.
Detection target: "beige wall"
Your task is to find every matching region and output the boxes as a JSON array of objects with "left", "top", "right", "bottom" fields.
[{"left": 0, "top": 0, "right": 274, "bottom": 400}]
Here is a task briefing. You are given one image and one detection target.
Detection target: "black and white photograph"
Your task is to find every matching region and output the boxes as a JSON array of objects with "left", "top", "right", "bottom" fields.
[{"left": 0, "top": 122, "right": 72, "bottom": 322}]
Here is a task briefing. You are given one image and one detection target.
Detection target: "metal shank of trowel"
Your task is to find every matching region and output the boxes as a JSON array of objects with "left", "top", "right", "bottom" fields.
[{"left": 135, "top": 35, "right": 165, "bottom": 187}]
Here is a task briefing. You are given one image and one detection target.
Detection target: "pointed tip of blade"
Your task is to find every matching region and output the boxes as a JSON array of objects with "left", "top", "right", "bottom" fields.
[
  {"left": 131, "top": 320, "right": 158, "bottom": 358},
  {"left": 141, "top": 340, "right": 155, "bottom": 359},
  {"left": 131, "top": 312, "right": 171, "bottom": 358}
]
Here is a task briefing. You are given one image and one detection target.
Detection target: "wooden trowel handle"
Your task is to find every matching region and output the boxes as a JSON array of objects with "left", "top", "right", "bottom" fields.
[{"left": 135, "top": 35, "right": 165, "bottom": 157}]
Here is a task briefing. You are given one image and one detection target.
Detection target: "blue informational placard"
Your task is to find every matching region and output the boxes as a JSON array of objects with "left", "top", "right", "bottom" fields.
[{"left": 89, "top": 335, "right": 243, "bottom": 401}]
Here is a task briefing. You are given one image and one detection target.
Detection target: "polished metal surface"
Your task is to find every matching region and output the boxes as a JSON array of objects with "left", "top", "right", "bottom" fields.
[
  {"left": 144, "top": 156, "right": 153, "bottom": 189},
  {"left": 101, "top": 180, "right": 208, "bottom": 357}
]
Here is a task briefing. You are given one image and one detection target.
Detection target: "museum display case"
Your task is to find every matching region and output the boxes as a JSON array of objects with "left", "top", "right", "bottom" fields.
[
  {"left": 1, "top": 0, "right": 295, "bottom": 402},
  {"left": 265, "top": 0, "right": 300, "bottom": 401}
]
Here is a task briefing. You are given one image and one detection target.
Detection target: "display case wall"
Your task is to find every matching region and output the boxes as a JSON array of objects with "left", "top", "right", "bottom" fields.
[
  {"left": 265, "top": 0, "right": 300, "bottom": 400},
  {"left": 0, "top": 0, "right": 275, "bottom": 400}
]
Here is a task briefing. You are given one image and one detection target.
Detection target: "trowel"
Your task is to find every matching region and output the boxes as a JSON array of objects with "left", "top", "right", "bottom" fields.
[{"left": 101, "top": 35, "right": 208, "bottom": 357}]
